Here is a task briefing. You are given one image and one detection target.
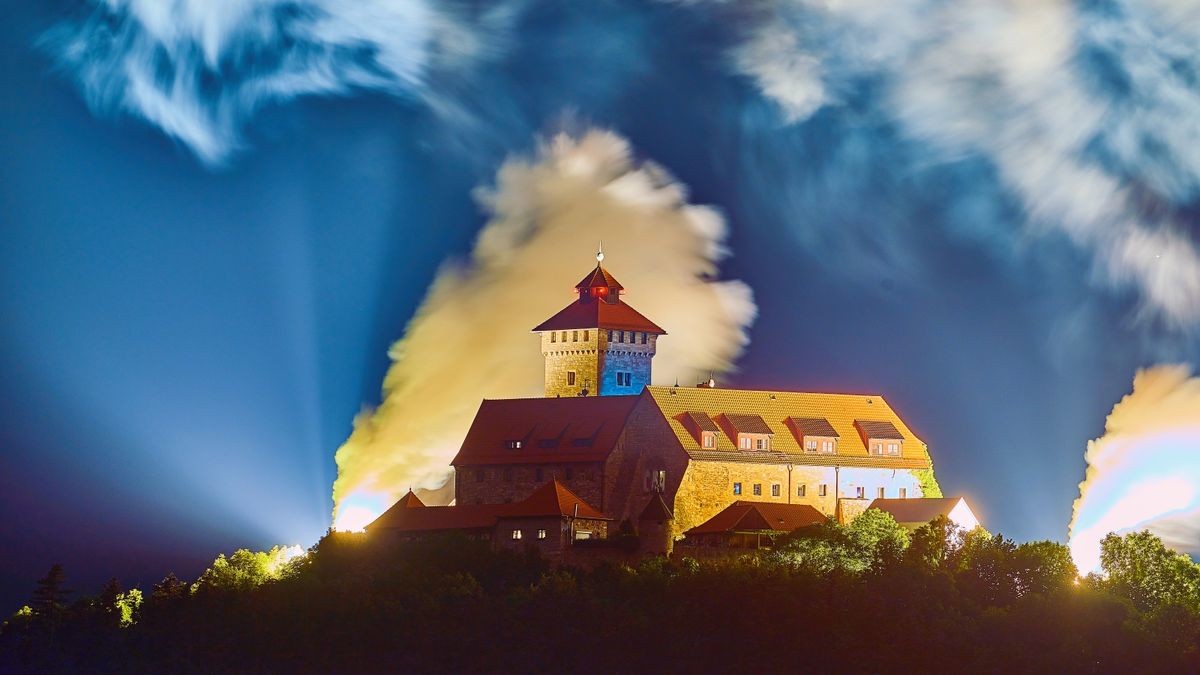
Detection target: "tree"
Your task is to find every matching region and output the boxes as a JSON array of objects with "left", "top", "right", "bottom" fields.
[
  {"left": 846, "top": 508, "right": 910, "bottom": 569},
  {"left": 1100, "top": 530, "right": 1200, "bottom": 612},
  {"left": 151, "top": 573, "right": 186, "bottom": 602},
  {"left": 31, "top": 564, "right": 70, "bottom": 622}
]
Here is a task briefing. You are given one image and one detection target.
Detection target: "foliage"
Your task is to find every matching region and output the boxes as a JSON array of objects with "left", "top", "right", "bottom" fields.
[
  {"left": 912, "top": 467, "right": 942, "bottom": 498},
  {"left": 2, "top": 527, "right": 1199, "bottom": 673}
]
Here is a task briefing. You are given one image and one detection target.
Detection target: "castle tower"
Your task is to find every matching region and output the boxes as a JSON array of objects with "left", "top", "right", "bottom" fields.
[{"left": 532, "top": 248, "right": 665, "bottom": 397}]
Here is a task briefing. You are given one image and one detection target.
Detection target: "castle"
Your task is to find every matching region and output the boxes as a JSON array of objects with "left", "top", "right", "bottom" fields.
[{"left": 367, "top": 251, "right": 975, "bottom": 556}]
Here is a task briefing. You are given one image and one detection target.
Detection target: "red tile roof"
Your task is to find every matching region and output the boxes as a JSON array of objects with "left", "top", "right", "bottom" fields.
[
  {"left": 787, "top": 417, "right": 839, "bottom": 437},
  {"left": 451, "top": 395, "right": 642, "bottom": 466},
  {"left": 681, "top": 411, "right": 719, "bottom": 432},
  {"left": 867, "top": 497, "right": 965, "bottom": 525},
  {"left": 685, "top": 501, "right": 827, "bottom": 535},
  {"left": 719, "top": 413, "right": 773, "bottom": 435},
  {"left": 531, "top": 295, "right": 665, "bottom": 333},
  {"left": 366, "top": 480, "right": 608, "bottom": 533},
  {"left": 575, "top": 264, "right": 624, "bottom": 291},
  {"left": 855, "top": 420, "right": 904, "bottom": 440},
  {"left": 501, "top": 480, "right": 607, "bottom": 520}
]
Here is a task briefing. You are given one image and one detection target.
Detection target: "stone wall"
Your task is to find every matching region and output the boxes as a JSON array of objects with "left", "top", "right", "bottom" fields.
[
  {"left": 454, "top": 462, "right": 606, "bottom": 506},
  {"left": 541, "top": 329, "right": 602, "bottom": 397},
  {"left": 602, "top": 395, "right": 690, "bottom": 524}
]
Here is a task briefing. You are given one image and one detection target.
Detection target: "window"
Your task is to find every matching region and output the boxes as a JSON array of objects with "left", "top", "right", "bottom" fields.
[
  {"left": 733, "top": 482, "right": 742, "bottom": 495},
  {"left": 537, "top": 529, "right": 547, "bottom": 540},
  {"left": 872, "top": 443, "right": 883, "bottom": 455},
  {"left": 740, "top": 436, "right": 751, "bottom": 449},
  {"left": 753, "top": 483, "right": 762, "bottom": 496},
  {"left": 819, "top": 484, "right": 828, "bottom": 497},
  {"left": 505, "top": 440, "right": 523, "bottom": 449},
  {"left": 561, "top": 331, "right": 567, "bottom": 342},
  {"left": 475, "top": 470, "right": 484, "bottom": 483},
  {"left": 806, "top": 439, "right": 817, "bottom": 451},
  {"left": 877, "top": 487, "right": 885, "bottom": 499},
  {"left": 583, "top": 330, "right": 589, "bottom": 342},
  {"left": 572, "top": 330, "right": 578, "bottom": 341},
  {"left": 887, "top": 442, "right": 899, "bottom": 455},
  {"left": 899, "top": 487, "right": 908, "bottom": 499},
  {"left": 771, "top": 484, "right": 780, "bottom": 497},
  {"left": 755, "top": 437, "right": 768, "bottom": 450},
  {"left": 702, "top": 432, "right": 715, "bottom": 448},
  {"left": 616, "top": 372, "right": 632, "bottom": 387},
  {"left": 503, "top": 468, "right": 513, "bottom": 482},
  {"left": 567, "top": 371, "right": 576, "bottom": 386},
  {"left": 511, "top": 529, "right": 522, "bottom": 540},
  {"left": 652, "top": 470, "right": 667, "bottom": 492},
  {"left": 535, "top": 468, "right": 544, "bottom": 482},
  {"left": 607, "top": 330, "right": 614, "bottom": 341},
  {"left": 550, "top": 332, "right": 556, "bottom": 343},
  {"left": 640, "top": 332, "right": 647, "bottom": 344},
  {"left": 798, "top": 484, "right": 806, "bottom": 497},
  {"left": 824, "top": 440, "right": 834, "bottom": 453},
  {"left": 855, "top": 487, "right": 865, "bottom": 499},
  {"left": 619, "top": 331, "right": 626, "bottom": 343}
]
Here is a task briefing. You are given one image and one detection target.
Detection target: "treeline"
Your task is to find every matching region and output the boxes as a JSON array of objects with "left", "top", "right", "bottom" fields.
[{"left": 3, "top": 513, "right": 1200, "bottom": 673}]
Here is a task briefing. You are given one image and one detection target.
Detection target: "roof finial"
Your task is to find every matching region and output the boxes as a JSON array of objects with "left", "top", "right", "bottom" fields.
[{"left": 596, "top": 240, "right": 604, "bottom": 263}]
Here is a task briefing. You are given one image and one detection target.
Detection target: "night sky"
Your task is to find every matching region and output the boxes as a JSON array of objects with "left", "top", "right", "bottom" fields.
[{"left": 3, "top": 0, "right": 1199, "bottom": 610}]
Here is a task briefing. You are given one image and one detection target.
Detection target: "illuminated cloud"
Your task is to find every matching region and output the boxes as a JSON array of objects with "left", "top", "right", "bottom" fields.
[
  {"left": 727, "top": 0, "right": 1200, "bottom": 326},
  {"left": 1069, "top": 365, "right": 1200, "bottom": 572},
  {"left": 331, "top": 129, "right": 756, "bottom": 529}
]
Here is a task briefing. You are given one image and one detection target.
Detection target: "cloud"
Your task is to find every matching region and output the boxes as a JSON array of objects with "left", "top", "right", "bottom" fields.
[
  {"left": 330, "top": 128, "right": 756, "bottom": 529},
  {"left": 1069, "top": 365, "right": 1200, "bottom": 572},
  {"left": 41, "top": 0, "right": 510, "bottom": 165},
  {"left": 725, "top": 0, "right": 1200, "bottom": 326}
]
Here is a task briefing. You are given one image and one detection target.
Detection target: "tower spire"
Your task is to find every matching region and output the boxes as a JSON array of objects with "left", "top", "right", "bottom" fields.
[{"left": 597, "top": 240, "right": 604, "bottom": 263}]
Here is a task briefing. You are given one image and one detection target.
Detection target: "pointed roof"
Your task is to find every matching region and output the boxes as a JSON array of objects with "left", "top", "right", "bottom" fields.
[
  {"left": 365, "top": 480, "right": 608, "bottom": 534},
  {"left": 685, "top": 501, "right": 826, "bottom": 535},
  {"left": 532, "top": 297, "right": 665, "bottom": 333},
  {"left": 639, "top": 493, "right": 675, "bottom": 521},
  {"left": 502, "top": 480, "right": 607, "bottom": 520},
  {"left": 575, "top": 264, "right": 624, "bottom": 292},
  {"left": 867, "top": 497, "right": 976, "bottom": 528}
]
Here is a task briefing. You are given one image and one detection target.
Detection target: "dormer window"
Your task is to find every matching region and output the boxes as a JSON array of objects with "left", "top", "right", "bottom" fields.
[
  {"left": 719, "top": 414, "right": 774, "bottom": 452},
  {"left": 788, "top": 417, "right": 839, "bottom": 455},
  {"left": 855, "top": 420, "right": 904, "bottom": 457},
  {"left": 702, "top": 432, "right": 716, "bottom": 448},
  {"left": 505, "top": 440, "right": 523, "bottom": 449}
]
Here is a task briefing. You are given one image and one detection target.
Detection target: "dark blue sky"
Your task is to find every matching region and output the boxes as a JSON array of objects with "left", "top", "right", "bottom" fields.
[{"left": 3, "top": 0, "right": 1199, "bottom": 610}]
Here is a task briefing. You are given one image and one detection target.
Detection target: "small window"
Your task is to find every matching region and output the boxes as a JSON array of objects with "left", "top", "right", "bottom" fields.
[
  {"left": 806, "top": 439, "right": 817, "bottom": 451},
  {"left": 877, "top": 487, "right": 885, "bottom": 499},
  {"left": 887, "top": 442, "right": 899, "bottom": 455},
  {"left": 572, "top": 330, "right": 579, "bottom": 341},
  {"left": 583, "top": 330, "right": 589, "bottom": 342},
  {"left": 561, "top": 331, "right": 567, "bottom": 342},
  {"left": 619, "top": 331, "right": 625, "bottom": 343},
  {"left": 511, "top": 529, "right": 522, "bottom": 540},
  {"left": 567, "top": 371, "right": 576, "bottom": 386},
  {"left": 536, "top": 468, "right": 544, "bottom": 482},
  {"left": 537, "top": 529, "right": 547, "bottom": 540},
  {"left": 475, "top": 470, "right": 484, "bottom": 483},
  {"left": 819, "top": 484, "right": 828, "bottom": 497},
  {"left": 640, "top": 332, "right": 647, "bottom": 344},
  {"left": 899, "top": 487, "right": 908, "bottom": 499},
  {"left": 755, "top": 437, "right": 768, "bottom": 450},
  {"left": 822, "top": 440, "right": 834, "bottom": 453},
  {"left": 740, "top": 436, "right": 751, "bottom": 449},
  {"left": 798, "top": 484, "right": 806, "bottom": 497},
  {"left": 872, "top": 443, "right": 883, "bottom": 455},
  {"left": 855, "top": 487, "right": 865, "bottom": 499},
  {"left": 550, "top": 332, "right": 556, "bottom": 343},
  {"left": 653, "top": 470, "right": 667, "bottom": 492},
  {"left": 702, "top": 433, "right": 715, "bottom": 448},
  {"left": 733, "top": 482, "right": 742, "bottom": 495},
  {"left": 505, "top": 440, "right": 523, "bottom": 449},
  {"left": 771, "top": 484, "right": 780, "bottom": 497},
  {"left": 753, "top": 483, "right": 762, "bottom": 496},
  {"left": 503, "top": 468, "right": 513, "bottom": 482},
  {"left": 607, "top": 330, "right": 614, "bottom": 341}
]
